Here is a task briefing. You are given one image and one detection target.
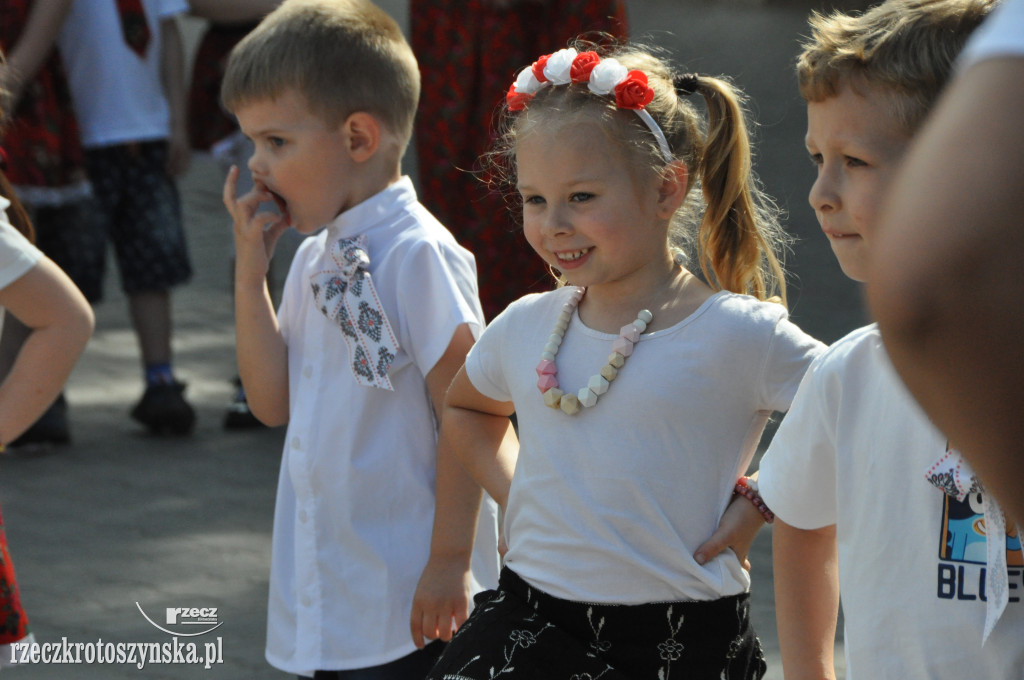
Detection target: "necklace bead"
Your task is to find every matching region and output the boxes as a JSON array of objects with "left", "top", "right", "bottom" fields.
[{"left": 535, "top": 287, "right": 651, "bottom": 415}]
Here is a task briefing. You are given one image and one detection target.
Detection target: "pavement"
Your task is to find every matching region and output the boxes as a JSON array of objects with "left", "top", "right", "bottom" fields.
[{"left": 0, "top": 2, "right": 863, "bottom": 678}]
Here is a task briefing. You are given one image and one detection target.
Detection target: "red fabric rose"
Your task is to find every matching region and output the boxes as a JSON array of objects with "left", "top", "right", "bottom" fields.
[
  {"left": 531, "top": 54, "right": 551, "bottom": 83},
  {"left": 614, "top": 70, "right": 654, "bottom": 110},
  {"left": 506, "top": 84, "right": 533, "bottom": 112},
  {"left": 571, "top": 51, "right": 601, "bottom": 83}
]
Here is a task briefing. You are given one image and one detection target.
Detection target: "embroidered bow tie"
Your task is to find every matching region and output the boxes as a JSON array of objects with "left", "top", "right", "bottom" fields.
[
  {"left": 927, "top": 445, "right": 1018, "bottom": 644},
  {"left": 311, "top": 235, "right": 399, "bottom": 390}
]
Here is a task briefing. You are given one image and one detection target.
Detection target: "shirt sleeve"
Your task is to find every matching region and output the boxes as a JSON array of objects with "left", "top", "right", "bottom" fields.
[
  {"left": 758, "top": 351, "right": 839, "bottom": 529},
  {"left": 0, "top": 206, "right": 44, "bottom": 291},
  {"left": 396, "top": 240, "right": 484, "bottom": 378},
  {"left": 464, "top": 303, "right": 515, "bottom": 403},
  {"left": 758, "top": 313, "right": 826, "bottom": 413}
]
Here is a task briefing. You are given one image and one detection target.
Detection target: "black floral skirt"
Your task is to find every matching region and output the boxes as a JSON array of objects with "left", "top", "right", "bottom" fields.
[{"left": 427, "top": 568, "right": 767, "bottom": 680}]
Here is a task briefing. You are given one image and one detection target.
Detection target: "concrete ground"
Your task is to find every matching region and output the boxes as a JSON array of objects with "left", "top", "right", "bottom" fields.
[{"left": 0, "top": 2, "right": 862, "bottom": 677}]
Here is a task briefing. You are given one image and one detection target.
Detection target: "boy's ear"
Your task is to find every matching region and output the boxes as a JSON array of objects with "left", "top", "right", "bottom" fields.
[
  {"left": 656, "top": 161, "right": 689, "bottom": 219},
  {"left": 343, "top": 112, "right": 380, "bottom": 163}
]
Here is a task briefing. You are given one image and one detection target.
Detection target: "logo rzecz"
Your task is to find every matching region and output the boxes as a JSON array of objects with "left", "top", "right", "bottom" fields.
[{"left": 136, "top": 603, "right": 223, "bottom": 636}]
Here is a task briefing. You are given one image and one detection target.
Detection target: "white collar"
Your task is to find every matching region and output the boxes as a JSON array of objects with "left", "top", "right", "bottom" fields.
[{"left": 324, "top": 176, "right": 417, "bottom": 241}]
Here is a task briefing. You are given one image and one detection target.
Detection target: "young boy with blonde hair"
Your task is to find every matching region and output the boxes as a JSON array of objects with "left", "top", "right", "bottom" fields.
[
  {"left": 755, "top": 0, "right": 1024, "bottom": 677},
  {"left": 220, "top": 1, "right": 500, "bottom": 676}
]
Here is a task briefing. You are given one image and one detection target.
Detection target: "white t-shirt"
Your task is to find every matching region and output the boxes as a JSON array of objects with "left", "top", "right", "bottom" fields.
[
  {"left": 758, "top": 325, "right": 1024, "bottom": 679},
  {"left": 0, "top": 197, "right": 43, "bottom": 293},
  {"left": 467, "top": 286, "right": 823, "bottom": 604},
  {"left": 267, "top": 177, "right": 499, "bottom": 675},
  {"left": 58, "top": 0, "right": 188, "bottom": 147}
]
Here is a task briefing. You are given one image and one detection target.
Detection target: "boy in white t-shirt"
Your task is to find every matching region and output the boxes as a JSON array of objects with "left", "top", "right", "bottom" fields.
[
  {"left": 755, "top": 0, "right": 1024, "bottom": 677},
  {"left": 220, "top": 1, "right": 499, "bottom": 677}
]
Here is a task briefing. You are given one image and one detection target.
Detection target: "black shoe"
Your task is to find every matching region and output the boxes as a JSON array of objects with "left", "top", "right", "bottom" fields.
[
  {"left": 222, "top": 382, "right": 264, "bottom": 430},
  {"left": 10, "top": 394, "right": 71, "bottom": 447},
  {"left": 131, "top": 382, "right": 196, "bottom": 435}
]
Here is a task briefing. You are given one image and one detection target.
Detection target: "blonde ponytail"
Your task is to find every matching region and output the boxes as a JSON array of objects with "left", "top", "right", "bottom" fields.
[{"left": 693, "top": 76, "right": 786, "bottom": 306}]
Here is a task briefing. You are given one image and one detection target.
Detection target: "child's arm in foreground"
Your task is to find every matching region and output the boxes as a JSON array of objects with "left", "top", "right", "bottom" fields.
[
  {"left": 223, "top": 165, "right": 291, "bottom": 426},
  {"left": 0, "top": 257, "right": 93, "bottom": 444},
  {"left": 869, "top": 57, "right": 1024, "bottom": 526},
  {"left": 773, "top": 520, "right": 839, "bottom": 680},
  {"left": 411, "top": 366, "right": 517, "bottom": 648}
]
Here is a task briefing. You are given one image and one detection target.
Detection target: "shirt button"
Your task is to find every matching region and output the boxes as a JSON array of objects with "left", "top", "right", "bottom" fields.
[
  {"left": 301, "top": 595, "right": 311, "bottom": 608},
  {"left": 303, "top": 366, "right": 312, "bottom": 379},
  {"left": 291, "top": 436, "right": 301, "bottom": 449},
  {"left": 299, "top": 510, "right": 308, "bottom": 523}
]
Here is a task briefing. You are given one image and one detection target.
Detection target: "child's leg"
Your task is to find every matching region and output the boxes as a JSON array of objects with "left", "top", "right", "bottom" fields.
[{"left": 88, "top": 142, "right": 194, "bottom": 434}]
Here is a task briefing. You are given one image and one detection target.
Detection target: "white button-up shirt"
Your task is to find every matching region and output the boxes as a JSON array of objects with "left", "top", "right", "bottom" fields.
[{"left": 267, "top": 178, "right": 499, "bottom": 674}]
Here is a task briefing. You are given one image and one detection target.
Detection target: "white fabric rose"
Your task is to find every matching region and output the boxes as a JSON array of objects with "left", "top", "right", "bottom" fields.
[
  {"left": 543, "top": 48, "right": 577, "bottom": 85},
  {"left": 513, "top": 66, "right": 543, "bottom": 95},
  {"left": 587, "top": 58, "right": 628, "bottom": 95}
]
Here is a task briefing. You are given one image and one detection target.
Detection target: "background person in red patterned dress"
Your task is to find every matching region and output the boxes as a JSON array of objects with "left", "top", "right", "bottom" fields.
[{"left": 410, "top": 0, "right": 628, "bottom": 321}]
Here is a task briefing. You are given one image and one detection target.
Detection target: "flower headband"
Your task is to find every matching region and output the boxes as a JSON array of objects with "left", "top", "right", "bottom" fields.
[{"left": 506, "top": 48, "right": 674, "bottom": 163}]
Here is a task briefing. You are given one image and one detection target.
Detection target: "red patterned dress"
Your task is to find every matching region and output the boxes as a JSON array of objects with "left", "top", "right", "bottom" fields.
[
  {"left": 0, "top": 0, "right": 90, "bottom": 208},
  {"left": 0, "top": 509, "right": 28, "bottom": 650},
  {"left": 187, "top": 22, "right": 258, "bottom": 151},
  {"left": 411, "top": 0, "right": 628, "bottom": 321}
]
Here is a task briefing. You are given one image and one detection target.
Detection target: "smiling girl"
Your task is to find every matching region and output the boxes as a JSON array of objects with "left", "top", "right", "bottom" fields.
[{"left": 410, "top": 42, "right": 824, "bottom": 678}]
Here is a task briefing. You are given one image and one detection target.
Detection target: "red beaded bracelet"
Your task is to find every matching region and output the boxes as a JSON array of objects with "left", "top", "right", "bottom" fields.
[{"left": 735, "top": 476, "right": 774, "bottom": 523}]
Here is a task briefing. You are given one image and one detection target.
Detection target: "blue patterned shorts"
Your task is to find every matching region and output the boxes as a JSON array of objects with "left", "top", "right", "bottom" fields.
[
  {"left": 41, "top": 141, "right": 192, "bottom": 301},
  {"left": 427, "top": 568, "right": 767, "bottom": 680}
]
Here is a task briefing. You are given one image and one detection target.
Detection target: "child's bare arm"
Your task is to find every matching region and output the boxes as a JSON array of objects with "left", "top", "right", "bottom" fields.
[
  {"left": 159, "top": 16, "right": 189, "bottom": 177},
  {"left": 773, "top": 520, "right": 839, "bottom": 680},
  {"left": 693, "top": 489, "right": 765, "bottom": 569},
  {"left": 0, "top": 257, "right": 94, "bottom": 445},
  {"left": 411, "top": 366, "right": 517, "bottom": 648},
  {"left": 223, "top": 165, "right": 290, "bottom": 426}
]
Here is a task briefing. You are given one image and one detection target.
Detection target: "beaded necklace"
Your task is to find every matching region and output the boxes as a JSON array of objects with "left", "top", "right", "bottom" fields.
[{"left": 535, "top": 287, "right": 652, "bottom": 415}]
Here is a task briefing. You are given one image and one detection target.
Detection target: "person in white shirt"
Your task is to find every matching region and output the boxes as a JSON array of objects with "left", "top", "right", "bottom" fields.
[
  {"left": 412, "top": 42, "right": 823, "bottom": 679},
  {"left": 220, "top": 1, "right": 499, "bottom": 677},
  {"left": 756, "top": 1, "right": 1024, "bottom": 677}
]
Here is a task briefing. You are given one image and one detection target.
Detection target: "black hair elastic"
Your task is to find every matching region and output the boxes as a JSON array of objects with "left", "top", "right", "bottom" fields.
[{"left": 674, "top": 73, "right": 700, "bottom": 97}]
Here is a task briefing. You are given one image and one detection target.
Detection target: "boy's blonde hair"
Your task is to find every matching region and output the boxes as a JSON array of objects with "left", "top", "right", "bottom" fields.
[
  {"left": 797, "top": 0, "right": 997, "bottom": 132},
  {"left": 221, "top": 0, "right": 420, "bottom": 147},
  {"left": 490, "top": 42, "right": 788, "bottom": 306}
]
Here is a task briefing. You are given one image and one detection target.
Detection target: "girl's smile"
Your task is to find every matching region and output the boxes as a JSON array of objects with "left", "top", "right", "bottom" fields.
[
  {"left": 516, "top": 124, "right": 669, "bottom": 299},
  {"left": 553, "top": 248, "right": 592, "bottom": 268}
]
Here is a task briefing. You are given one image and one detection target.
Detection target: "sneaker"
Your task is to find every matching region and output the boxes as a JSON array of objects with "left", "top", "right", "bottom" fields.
[
  {"left": 130, "top": 382, "right": 196, "bottom": 436},
  {"left": 222, "top": 379, "right": 264, "bottom": 430},
  {"left": 10, "top": 394, "right": 71, "bottom": 447}
]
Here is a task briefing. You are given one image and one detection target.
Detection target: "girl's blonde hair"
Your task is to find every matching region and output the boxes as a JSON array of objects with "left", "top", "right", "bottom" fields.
[{"left": 488, "top": 41, "right": 787, "bottom": 306}]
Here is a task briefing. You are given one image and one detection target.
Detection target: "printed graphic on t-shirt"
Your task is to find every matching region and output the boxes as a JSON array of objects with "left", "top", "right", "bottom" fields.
[{"left": 937, "top": 492, "right": 1023, "bottom": 601}]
